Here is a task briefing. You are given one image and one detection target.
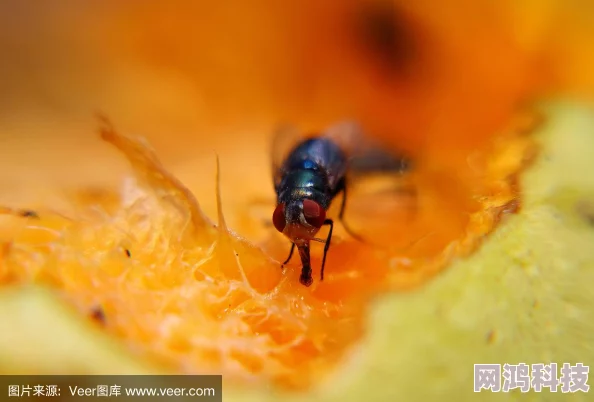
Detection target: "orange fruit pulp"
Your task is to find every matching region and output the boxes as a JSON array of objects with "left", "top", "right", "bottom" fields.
[{"left": 0, "top": 111, "right": 539, "bottom": 390}]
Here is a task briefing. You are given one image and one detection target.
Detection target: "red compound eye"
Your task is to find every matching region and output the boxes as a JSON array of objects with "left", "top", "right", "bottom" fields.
[
  {"left": 272, "top": 203, "right": 286, "bottom": 233},
  {"left": 302, "top": 199, "right": 326, "bottom": 228}
]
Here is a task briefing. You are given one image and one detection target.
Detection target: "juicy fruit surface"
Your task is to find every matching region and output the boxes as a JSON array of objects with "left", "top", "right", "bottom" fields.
[{"left": 0, "top": 114, "right": 537, "bottom": 390}]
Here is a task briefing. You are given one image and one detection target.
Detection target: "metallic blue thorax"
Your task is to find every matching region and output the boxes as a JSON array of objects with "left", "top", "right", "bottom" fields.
[{"left": 276, "top": 137, "right": 348, "bottom": 210}]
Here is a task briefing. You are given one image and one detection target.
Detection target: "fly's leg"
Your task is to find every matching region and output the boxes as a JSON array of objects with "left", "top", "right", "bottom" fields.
[
  {"left": 336, "top": 178, "right": 367, "bottom": 243},
  {"left": 281, "top": 243, "right": 296, "bottom": 267},
  {"left": 297, "top": 242, "right": 313, "bottom": 287},
  {"left": 320, "top": 218, "right": 334, "bottom": 281}
]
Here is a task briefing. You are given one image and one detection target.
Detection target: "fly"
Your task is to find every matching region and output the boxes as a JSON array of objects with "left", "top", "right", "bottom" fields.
[{"left": 270, "top": 121, "right": 409, "bottom": 287}]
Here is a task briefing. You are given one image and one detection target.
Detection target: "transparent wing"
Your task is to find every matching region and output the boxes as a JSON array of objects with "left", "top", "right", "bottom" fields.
[
  {"left": 323, "top": 123, "right": 419, "bottom": 248},
  {"left": 320, "top": 120, "right": 366, "bottom": 160},
  {"left": 271, "top": 120, "right": 412, "bottom": 191},
  {"left": 348, "top": 144, "right": 411, "bottom": 175},
  {"left": 321, "top": 120, "right": 412, "bottom": 177},
  {"left": 317, "top": 120, "right": 368, "bottom": 190},
  {"left": 271, "top": 123, "right": 311, "bottom": 191}
]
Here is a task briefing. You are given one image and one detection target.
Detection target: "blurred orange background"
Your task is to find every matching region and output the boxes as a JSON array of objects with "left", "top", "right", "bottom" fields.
[{"left": 1, "top": 0, "right": 593, "bottom": 226}]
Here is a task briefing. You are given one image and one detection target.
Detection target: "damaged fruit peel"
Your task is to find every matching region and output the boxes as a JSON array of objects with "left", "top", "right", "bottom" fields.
[{"left": 0, "top": 100, "right": 593, "bottom": 401}]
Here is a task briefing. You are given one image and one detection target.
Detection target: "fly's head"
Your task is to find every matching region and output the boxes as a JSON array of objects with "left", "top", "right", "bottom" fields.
[{"left": 272, "top": 199, "right": 326, "bottom": 245}]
